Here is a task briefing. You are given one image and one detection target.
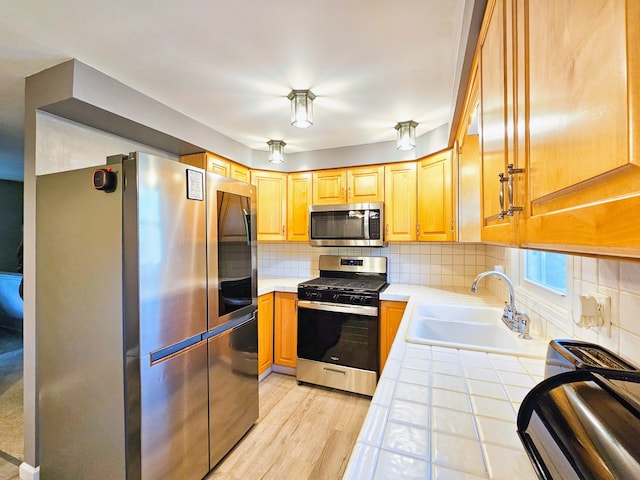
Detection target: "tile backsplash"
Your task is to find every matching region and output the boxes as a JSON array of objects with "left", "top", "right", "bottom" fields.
[
  {"left": 257, "top": 242, "right": 487, "bottom": 286},
  {"left": 259, "top": 241, "right": 640, "bottom": 366}
]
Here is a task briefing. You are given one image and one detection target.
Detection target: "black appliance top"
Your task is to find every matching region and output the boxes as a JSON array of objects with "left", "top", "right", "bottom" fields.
[{"left": 298, "top": 276, "right": 388, "bottom": 293}]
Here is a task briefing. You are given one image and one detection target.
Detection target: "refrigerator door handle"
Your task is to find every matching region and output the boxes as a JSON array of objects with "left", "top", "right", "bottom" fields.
[
  {"left": 150, "top": 333, "right": 204, "bottom": 364},
  {"left": 204, "top": 312, "right": 256, "bottom": 341}
]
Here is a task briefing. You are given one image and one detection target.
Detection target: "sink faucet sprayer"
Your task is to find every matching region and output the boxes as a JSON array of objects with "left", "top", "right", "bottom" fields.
[{"left": 471, "top": 270, "right": 532, "bottom": 339}]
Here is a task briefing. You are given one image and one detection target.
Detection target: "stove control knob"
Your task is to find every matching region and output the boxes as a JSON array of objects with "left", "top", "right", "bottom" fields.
[{"left": 332, "top": 294, "right": 341, "bottom": 301}]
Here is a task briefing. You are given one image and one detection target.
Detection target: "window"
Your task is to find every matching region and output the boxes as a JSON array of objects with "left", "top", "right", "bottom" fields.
[{"left": 524, "top": 250, "right": 567, "bottom": 295}]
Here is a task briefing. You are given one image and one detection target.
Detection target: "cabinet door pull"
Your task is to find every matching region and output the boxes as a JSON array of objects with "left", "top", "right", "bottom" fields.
[
  {"left": 506, "top": 164, "right": 524, "bottom": 216},
  {"left": 498, "top": 172, "right": 508, "bottom": 219}
]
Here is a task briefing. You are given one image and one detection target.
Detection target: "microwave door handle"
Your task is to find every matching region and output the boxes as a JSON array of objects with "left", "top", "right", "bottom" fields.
[{"left": 364, "top": 210, "right": 370, "bottom": 240}]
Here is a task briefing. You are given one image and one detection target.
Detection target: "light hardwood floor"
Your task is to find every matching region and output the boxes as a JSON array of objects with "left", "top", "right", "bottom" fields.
[
  {"left": 0, "top": 373, "right": 370, "bottom": 480},
  {"left": 207, "top": 373, "right": 371, "bottom": 480}
]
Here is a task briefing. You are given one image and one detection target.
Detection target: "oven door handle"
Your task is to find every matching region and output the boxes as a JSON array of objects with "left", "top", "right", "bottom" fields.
[{"left": 297, "top": 300, "right": 378, "bottom": 317}]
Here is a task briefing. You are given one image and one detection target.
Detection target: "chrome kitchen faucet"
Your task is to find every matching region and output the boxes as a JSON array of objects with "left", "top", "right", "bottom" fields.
[{"left": 471, "top": 270, "right": 532, "bottom": 339}]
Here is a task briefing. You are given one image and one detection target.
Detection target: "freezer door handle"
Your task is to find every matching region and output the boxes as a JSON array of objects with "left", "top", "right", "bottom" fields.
[
  {"left": 150, "top": 332, "right": 204, "bottom": 364},
  {"left": 203, "top": 313, "right": 256, "bottom": 340}
]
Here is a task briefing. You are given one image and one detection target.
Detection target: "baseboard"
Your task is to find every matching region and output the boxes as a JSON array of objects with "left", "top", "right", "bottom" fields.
[
  {"left": 271, "top": 364, "right": 296, "bottom": 376},
  {"left": 19, "top": 462, "right": 39, "bottom": 480}
]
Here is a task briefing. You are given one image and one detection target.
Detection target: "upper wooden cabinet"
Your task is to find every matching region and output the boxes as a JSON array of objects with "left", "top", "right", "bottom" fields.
[
  {"left": 287, "top": 172, "right": 312, "bottom": 242},
  {"left": 520, "top": 0, "right": 640, "bottom": 257},
  {"left": 312, "top": 168, "right": 346, "bottom": 204},
  {"left": 474, "top": 0, "right": 640, "bottom": 257},
  {"left": 230, "top": 163, "right": 250, "bottom": 183},
  {"left": 347, "top": 165, "right": 385, "bottom": 203},
  {"left": 384, "top": 162, "right": 417, "bottom": 242},
  {"left": 179, "top": 151, "right": 250, "bottom": 182},
  {"left": 417, "top": 150, "right": 454, "bottom": 242},
  {"left": 250, "top": 170, "right": 287, "bottom": 241},
  {"left": 478, "top": 0, "right": 518, "bottom": 246},
  {"left": 312, "top": 166, "right": 384, "bottom": 205}
]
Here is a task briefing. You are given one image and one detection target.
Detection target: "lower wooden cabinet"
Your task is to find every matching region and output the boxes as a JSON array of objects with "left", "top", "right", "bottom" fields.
[
  {"left": 274, "top": 292, "right": 298, "bottom": 368},
  {"left": 258, "top": 293, "right": 274, "bottom": 375},
  {"left": 379, "top": 300, "right": 407, "bottom": 373}
]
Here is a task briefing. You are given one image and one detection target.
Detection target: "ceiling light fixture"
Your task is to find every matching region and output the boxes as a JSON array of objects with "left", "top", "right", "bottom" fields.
[
  {"left": 288, "top": 89, "right": 316, "bottom": 128},
  {"left": 267, "top": 140, "right": 286, "bottom": 164},
  {"left": 395, "top": 120, "right": 418, "bottom": 150}
]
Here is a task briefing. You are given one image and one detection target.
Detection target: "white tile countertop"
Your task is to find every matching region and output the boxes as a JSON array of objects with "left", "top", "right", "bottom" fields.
[
  {"left": 255, "top": 278, "right": 547, "bottom": 478},
  {"left": 342, "top": 287, "right": 547, "bottom": 480}
]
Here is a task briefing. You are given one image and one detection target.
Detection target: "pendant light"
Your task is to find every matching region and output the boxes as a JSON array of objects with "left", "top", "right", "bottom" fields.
[
  {"left": 395, "top": 121, "right": 418, "bottom": 150},
  {"left": 267, "top": 140, "right": 286, "bottom": 164},
  {"left": 287, "top": 89, "right": 316, "bottom": 128}
]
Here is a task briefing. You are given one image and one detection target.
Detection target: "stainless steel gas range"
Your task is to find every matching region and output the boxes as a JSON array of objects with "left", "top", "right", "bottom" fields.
[{"left": 296, "top": 255, "right": 388, "bottom": 396}]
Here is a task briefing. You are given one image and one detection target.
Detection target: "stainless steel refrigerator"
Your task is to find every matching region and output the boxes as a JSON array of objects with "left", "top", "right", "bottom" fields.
[{"left": 36, "top": 152, "right": 258, "bottom": 480}]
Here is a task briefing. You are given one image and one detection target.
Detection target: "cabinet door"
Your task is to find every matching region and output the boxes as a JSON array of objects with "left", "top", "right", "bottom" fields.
[
  {"left": 384, "top": 162, "right": 417, "bottom": 241},
  {"left": 258, "top": 293, "right": 274, "bottom": 375},
  {"left": 417, "top": 150, "right": 454, "bottom": 241},
  {"left": 347, "top": 165, "right": 384, "bottom": 203},
  {"left": 250, "top": 170, "right": 287, "bottom": 241},
  {"left": 180, "top": 152, "right": 234, "bottom": 178},
  {"left": 479, "top": 0, "right": 518, "bottom": 245},
  {"left": 230, "top": 162, "right": 250, "bottom": 183},
  {"left": 379, "top": 301, "right": 407, "bottom": 373},
  {"left": 312, "top": 169, "right": 347, "bottom": 205},
  {"left": 522, "top": 0, "right": 640, "bottom": 257},
  {"left": 274, "top": 292, "right": 297, "bottom": 368},
  {"left": 287, "top": 172, "right": 312, "bottom": 242}
]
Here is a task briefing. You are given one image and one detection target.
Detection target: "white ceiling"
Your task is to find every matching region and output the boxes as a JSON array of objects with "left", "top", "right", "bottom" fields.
[{"left": 0, "top": 0, "right": 477, "bottom": 181}]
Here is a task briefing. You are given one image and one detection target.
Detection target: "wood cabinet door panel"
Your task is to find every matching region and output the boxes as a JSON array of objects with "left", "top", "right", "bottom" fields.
[
  {"left": 384, "top": 162, "right": 417, "bottom": 241},
  {"left": 287, "top": 172, "right": 312, "bottom": 242},
  {"left": 312, "top": 169, "right": 346, "bottom": 205},
  {"left": 274, "top": 292, "right": 297, "bottom": 368},
  {"left": 348, "top": 166, "right": 384, "bottom": 203},
  {"left": 417, "top": 151, "right": 453, "bottom": 242},
  {"left": 258, "top": 293, "right": 274, "bottom": 375},
  {"left": 251, "top": 170, "right": 287, "bottom": 241}
]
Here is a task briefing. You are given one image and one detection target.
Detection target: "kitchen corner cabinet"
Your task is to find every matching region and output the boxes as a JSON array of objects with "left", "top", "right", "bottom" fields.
[
  {"left": 287, "top": 172, "right": 312, "bottom": 242},
  {"left": 258, "top": 293, "right": 274, "bottom": 375},
  {"left": 520, "top": 0, "right": 640, "bottom": 257},
  {"left": 379, "top": 301, "right": 407, "bottom": 373},
  {"left": 250, "top": 170, "right": 287, "bottom": 241},
  {"left": 312, "top": 166, "right": 384, "bottom": 205},
  {"left": 417, "top": 150, "right": 454, "bottom": 241},
  {"left": 384, "top": 162, "right": 417, "bottom": 241},
  {"left": 274, "top": 292, "right": 297, "bottom": 368}
]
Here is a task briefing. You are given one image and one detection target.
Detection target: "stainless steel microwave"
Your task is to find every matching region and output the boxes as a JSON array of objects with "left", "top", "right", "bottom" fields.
[{"left": 309, "top": 202, "right": 386, "bottom": 247}]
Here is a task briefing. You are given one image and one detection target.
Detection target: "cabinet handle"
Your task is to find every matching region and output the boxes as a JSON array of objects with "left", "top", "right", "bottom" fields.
[
  {"left": 416, "top": 224, "right": 420, "bottom": 237},
  {"left": 506, "top": 164, "right": 524, "bottom": 216},
  {"left": 385, "top": 224, "right": 389, "bottom": 236},
  {"left": 282, "top": 225, "right": 285, "bottom": 235},
  {"left": 498, "top": 172, "right": 508, "bottom": 220}
]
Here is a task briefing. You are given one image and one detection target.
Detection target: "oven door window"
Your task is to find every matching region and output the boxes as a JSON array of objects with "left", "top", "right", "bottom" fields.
[{"left": 297, "top": 307, "right": 378, "bottom": 372}]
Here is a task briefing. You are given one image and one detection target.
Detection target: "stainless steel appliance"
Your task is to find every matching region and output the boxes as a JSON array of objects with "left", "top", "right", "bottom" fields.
[
  {"left": 544, "top": 338, "right": 638, "bottom": 378},
  {"left": 517, "top": 340, "right": 640, "bottom": 479},
  {"left": 309, "top": 202, "right": 386, "bottom": 247},
  {"left": 297, "top": 255, "right": 387, "bottom": 396},
  {"left": 36, "top": 152, "right": 257, "bottom": 479}
]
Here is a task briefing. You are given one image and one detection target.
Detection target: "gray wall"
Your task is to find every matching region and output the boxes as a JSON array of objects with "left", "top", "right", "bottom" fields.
[{"left": 0, "top": 180, "right": 23, "bottom": 272}]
